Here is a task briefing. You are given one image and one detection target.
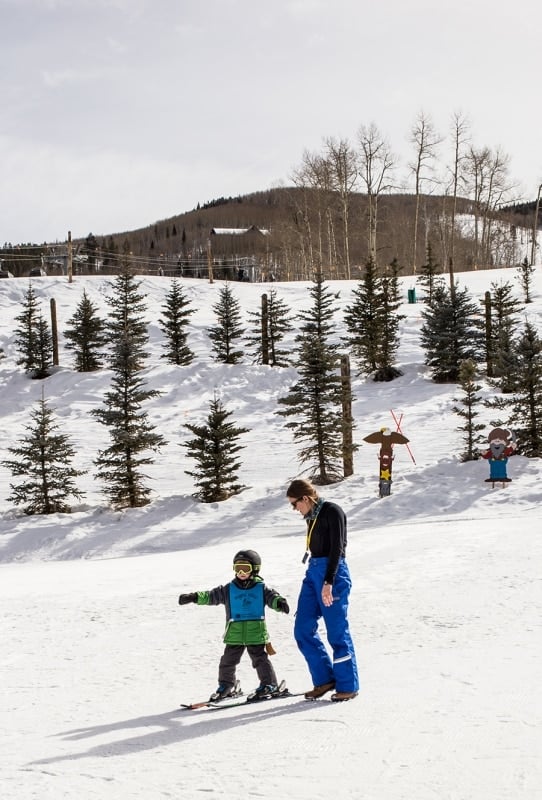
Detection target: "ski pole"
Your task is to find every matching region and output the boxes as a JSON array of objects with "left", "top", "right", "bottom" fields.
[{"left": 390, "top": 409, "right": 416, "bottom": 465}]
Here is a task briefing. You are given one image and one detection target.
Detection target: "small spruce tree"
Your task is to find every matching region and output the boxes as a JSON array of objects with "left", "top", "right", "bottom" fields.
[
  {"left": 104, "top": 265, "right": 149, "bottom": 370},
  {"left": 343, "top": 256, "right": 382, "bottom": 375},
  {"left": 159, "top": 279, "right": 195, "bottom": 365},
  {"left": 14, "top": 283, "right": 52, "bottom": 378},
  {"left": 420, "top": 282, "right": 484, "bottom": 382},
  {"left": 374, "top": 263, "right": 405, "bottom": 381},
  {"left": 182, "top": 393, "right": 249, "bottom": 502},
  {"left": 417, "top": 242, "right": 442, "bottom": 304},
  {"left": 452, "top": 359, "right": 486, "bottom": 461},
  {"left": 278, "top": 273, "right": 346, "bottom": 484},
  {"left": 1, "top": 393, "right": 86, "bottom": 514},
  {"left": 488, "top": 281, "right": 522, "bottom": 392},
  {"left": 33, "top": 313, "right": 53, "bottom": 379},
  {"left": 208, "top": 284, "right": 245, "bottom": 364},
  {"left": 517, "top": 257, "right": 534, "bottom": 304},
  {"left": 92, "top": 333, "right": 166, "bottom": 508},
  {"left": 506, "top": 321, "right": 542, "bottom": 456},
  {"left": 64, "top": 288, "right": 107, "bottom": 371},
  {"left": 246, "top": 288, "right": 294, "bottom": 366}
]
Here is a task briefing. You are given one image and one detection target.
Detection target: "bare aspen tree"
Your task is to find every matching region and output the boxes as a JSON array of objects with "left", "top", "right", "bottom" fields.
[
  {"left": 324, "top": 137, "right": 358, "bottom": 279},
  {"left": 465, "top": 146, "right": 490, "bottom": 266},
  {"left": 408, "top": 111, "right": 442, "bottom": 273},
  {"left": 481, "top": 149, "right": 514, "bottom": 266},
  {"left": 465, "top": 146, "right": 513, "bottom": 266},
  {"left": 447, "top": 112, "right": 470, "bottom": 269},
  {"left": 357, "top": 123, "right": 395, "bottom": 265},
  {"left": 291, "top": 149, "right": 334, "bottom": 277},
  {"left": 290, "top": 161, "right": 317, "bottom": 279}
]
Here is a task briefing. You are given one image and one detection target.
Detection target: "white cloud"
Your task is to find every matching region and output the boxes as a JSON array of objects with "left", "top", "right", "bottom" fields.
[{"left": 1, "top": 0, "right": 541, "bottom": 244}]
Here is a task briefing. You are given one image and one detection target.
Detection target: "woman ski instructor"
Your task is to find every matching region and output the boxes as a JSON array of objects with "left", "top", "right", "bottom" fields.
[{"left": 286, "top": 478, "right": 359, "bottom": 702}]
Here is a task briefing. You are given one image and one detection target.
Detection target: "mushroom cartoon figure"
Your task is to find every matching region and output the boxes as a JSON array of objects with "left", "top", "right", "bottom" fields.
[
  {"left": 363, "top": 427, "right": 410, "bottom": 497},
  {"left": 481, "top": 427, "right": 517, "bottom": 487}
]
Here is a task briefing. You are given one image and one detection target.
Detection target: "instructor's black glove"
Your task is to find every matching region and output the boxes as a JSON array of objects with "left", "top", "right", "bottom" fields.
[
  {"left": 178, "top": 592, "right": 198, "bottom": 605},
  {"left": 277, "top": 598, "right": 290, "bottom": 614}
]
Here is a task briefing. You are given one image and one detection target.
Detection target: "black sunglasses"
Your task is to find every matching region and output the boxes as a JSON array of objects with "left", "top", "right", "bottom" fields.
[{"left": 290, "top": 497, "right": 303, "bottom": 509}]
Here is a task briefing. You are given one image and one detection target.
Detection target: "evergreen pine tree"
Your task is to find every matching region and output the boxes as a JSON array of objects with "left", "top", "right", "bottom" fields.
[
  {"left": 246, "top": 288, "right": 294, "bottom": 366},
  {"left": 517, "top": 257, "right": 534, "bottom": 304},
  {"left": 104, "top": 265, "right": 149, "bottom": 370},
  {"left": 33, "top": 313, "right": 53, "bottom": 379},
  {"left": 374, "top": 264, "right": 405, "bottom": 381},
  {"left": 208, "top": 284, "right": 245, "bottom": 364},
  {"left": 92, "top": 333, "right": 166, "bottom": 508},
  {"left": 64, "top": 288, "right": 107, "bottom": 371},
  {"left": 14, "top": 283, "right": 52, "bottom": 378},
  {"left": 343, "top": 256, "right": 382, "bottom": 375},
  {"left": 182, "top": 393, "right": 249, "bottom": 502},
  {"left": 452, "top": 359, "right": 486, "bottom": 461},
  {"left": 1, "top": 393, "right": 86, "bottom": 514},
  {"left": 277, "top": 273, "right": 346, "bottom": 484},
  {"left": 488, "top": 281, "right": 522, "bottom": 392},
  {"left": 420, "top": 282, "right": 484, "bottom": 382},
  {"left": 159, "top": 279, "right": 195, "bottom": 365},
  {"left": 507, "top": 321, "right": 542, "bottom": 457},
  {"left": 386, "top": 258, "right": 404, "bottom": 305},
  {"left": 417, "top": 242, "right": 443, "bottom": 304}
]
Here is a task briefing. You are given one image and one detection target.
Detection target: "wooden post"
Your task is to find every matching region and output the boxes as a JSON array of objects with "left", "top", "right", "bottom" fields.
[
  {"left": 207, "top": 238, "right": 214, "bottom": 284},
  {"left": 484, "top": 290, "right": 493, "bottom": 378},
  {"left": 531, "top": 183, "right": 542, "bottom": 266},
  {"left": 50, "top": 298, "right": 59, "bottom": 366},
  {"left": 261, "top": 293, "right": 269, "bottom": 365},
  {"left": 67, "top": 231, "right": 73, "bottom": 283},
  {"left": 448, "top": 256, "right": 455, "bottom": 301},
  {"left": 340, "top": 354, "right": 354, "bottom": 477}
]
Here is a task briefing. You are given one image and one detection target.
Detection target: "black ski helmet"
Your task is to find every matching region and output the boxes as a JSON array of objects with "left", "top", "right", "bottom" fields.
[{"left": 233, "top": 549, "right": 261, "bottom": 575}]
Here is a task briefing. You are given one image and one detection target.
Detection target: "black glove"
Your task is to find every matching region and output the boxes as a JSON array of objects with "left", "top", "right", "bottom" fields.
[
  {"left": 277, "top": 598, "right": 290, "bottom": 614},
  {"left": 178, "top": 592, "right": 198, "bottom": 605}
]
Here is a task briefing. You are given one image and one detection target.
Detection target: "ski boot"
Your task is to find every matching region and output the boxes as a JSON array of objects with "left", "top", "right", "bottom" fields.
[
  {"left": 246, "top": 679, "right": 288, "bottom": 703},
  {"left": 208, "top": 679, "right": 242, "bottom": 703}
]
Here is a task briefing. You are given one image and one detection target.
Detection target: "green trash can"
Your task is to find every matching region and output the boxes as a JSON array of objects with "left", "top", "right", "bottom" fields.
[{"left": 407, "top": 288, "right": 416, "bottom": 304}]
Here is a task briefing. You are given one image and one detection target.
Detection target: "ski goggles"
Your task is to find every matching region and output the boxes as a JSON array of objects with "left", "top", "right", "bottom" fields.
[{"left": 233, "top": 562, "right": 253, "bottom": 575}]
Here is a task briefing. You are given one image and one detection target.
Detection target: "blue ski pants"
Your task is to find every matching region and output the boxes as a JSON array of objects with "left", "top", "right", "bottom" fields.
[{"left": 294, "top": 557, "right": 359, "bottom": 693}]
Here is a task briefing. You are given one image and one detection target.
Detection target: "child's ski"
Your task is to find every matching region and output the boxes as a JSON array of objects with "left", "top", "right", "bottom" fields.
[{"left": 181, "top": 680, "right": 302, "bottom": 711}]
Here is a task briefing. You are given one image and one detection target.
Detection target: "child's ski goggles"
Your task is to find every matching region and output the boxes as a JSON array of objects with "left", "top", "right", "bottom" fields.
[{"left": 233, "top": 562, "right": 253, "bottom": 574}]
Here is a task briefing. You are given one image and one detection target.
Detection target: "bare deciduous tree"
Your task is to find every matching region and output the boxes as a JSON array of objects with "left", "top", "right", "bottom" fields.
[
  {"left": 465, "top": 145, "right": 513, "bottom": 267},
  {"left": 408, "top": 111, "right": 442, "bottom": 272},
  {"left": 291, "top": 149, "right": 334, "bottom": 277},
  {"left": 357, "top": 123, "right": 395, "bottom": 265},
  {"left": 447, "top": 111, "right": 470, "bottom": 269},
  {"left": 324, "top": 136, "right": 358, "bottom": 279}
]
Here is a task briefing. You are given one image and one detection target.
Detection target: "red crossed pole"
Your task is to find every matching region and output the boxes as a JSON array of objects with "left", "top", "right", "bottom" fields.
[{"left": 390, "top": 409, "right": 416, "bottom": 465}]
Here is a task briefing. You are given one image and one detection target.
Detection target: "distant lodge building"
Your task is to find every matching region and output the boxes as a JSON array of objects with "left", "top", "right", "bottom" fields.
[
  {"left": 177, "top": 226, "right": 272, "bottom": 282},
  {"left": 210, "top": 225, "right": 270, "bottom": 254}
]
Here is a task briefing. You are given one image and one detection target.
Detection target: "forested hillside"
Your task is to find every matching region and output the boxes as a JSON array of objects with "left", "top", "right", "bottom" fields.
[{"left": 2, "top": 187, "right": 538, "bottom": 283}]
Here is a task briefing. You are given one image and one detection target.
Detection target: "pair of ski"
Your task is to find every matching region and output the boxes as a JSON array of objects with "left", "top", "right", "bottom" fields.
[{"left": 181, "top": 679, "right": 303, "bottom": 712}]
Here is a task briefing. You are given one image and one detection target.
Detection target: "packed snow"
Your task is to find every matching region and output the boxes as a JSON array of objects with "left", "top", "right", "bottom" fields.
[{"left": 1, "top": 267, "right": 541, "bottom": 800}]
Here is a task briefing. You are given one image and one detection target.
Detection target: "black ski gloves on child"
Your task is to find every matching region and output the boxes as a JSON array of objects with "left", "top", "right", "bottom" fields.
[
  {"left": 178, "top": 592, "right": 198, "bottom": 605},
  {"left": 276, "top": 598, "right": 290, "bottom": 614}
]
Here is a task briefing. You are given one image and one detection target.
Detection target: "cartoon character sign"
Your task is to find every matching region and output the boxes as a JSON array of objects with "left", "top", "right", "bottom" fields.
[
  {"left": 363, "top": 427, "right": 410, "bottom": 497},
  {"left": 481, "top": 428, "right": 516, "bottom": 485}
]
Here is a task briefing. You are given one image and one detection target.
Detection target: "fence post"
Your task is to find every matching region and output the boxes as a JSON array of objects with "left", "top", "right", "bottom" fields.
[{"left": 341, "top": 354, "right": 354, "bottom": 477}]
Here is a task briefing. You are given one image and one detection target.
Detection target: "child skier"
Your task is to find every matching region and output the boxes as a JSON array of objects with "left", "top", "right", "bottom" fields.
[{"left": 178, "top": 549, "right": 290, "bottom": 702}]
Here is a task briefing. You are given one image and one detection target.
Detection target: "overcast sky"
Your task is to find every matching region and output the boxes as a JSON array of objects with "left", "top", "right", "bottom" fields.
[{"left": 1, "top": 0, "right": 541, "bottom": 246}]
